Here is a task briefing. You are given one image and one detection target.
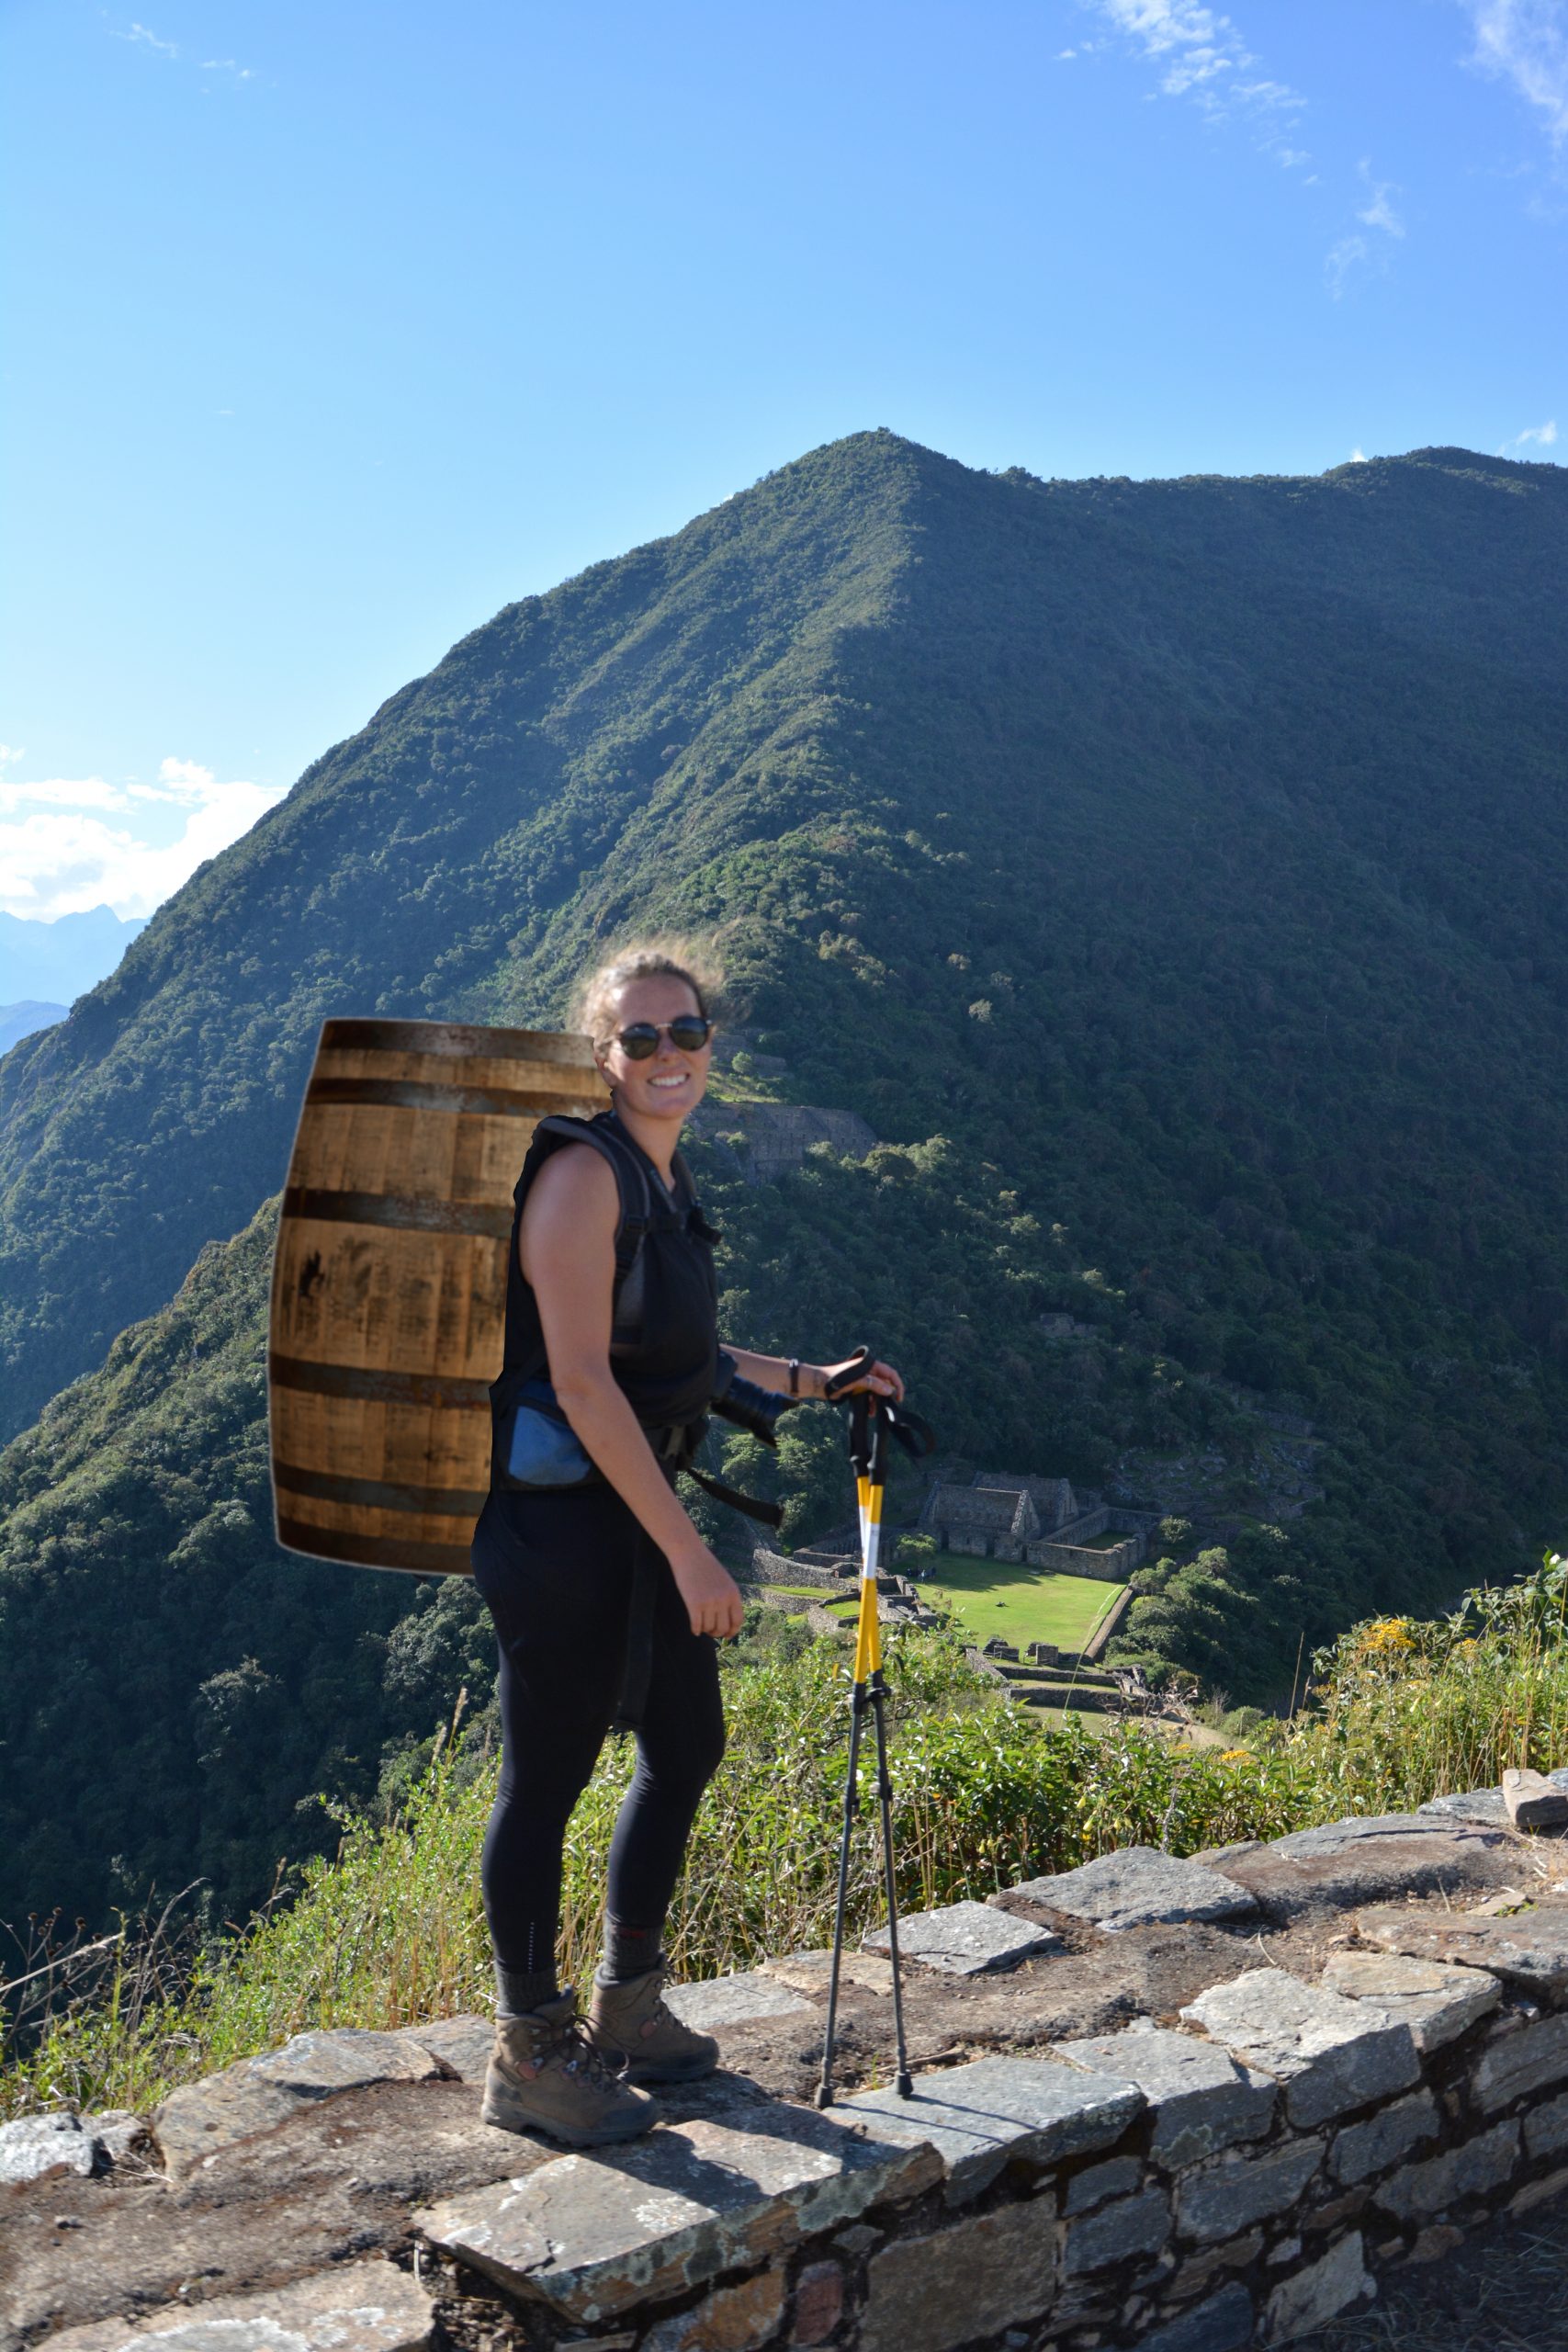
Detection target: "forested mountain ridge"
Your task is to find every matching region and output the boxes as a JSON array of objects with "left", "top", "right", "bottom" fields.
[
  {"left": 0, "top": 431, "right": 920, "bottom": 1439},
  {"left": 4, "top": 430, "right": 1568, "bottom": 1934}
]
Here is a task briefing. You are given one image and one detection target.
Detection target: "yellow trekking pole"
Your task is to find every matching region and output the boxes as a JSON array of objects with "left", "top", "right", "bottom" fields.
[{"left": 817, "top": 1365, "right": 931, "bottom": 2107}]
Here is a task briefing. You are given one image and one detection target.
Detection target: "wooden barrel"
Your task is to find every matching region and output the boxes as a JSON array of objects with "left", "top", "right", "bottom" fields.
[{"left": 269, "top": 1017, "right": 607, "bottom": 1576}]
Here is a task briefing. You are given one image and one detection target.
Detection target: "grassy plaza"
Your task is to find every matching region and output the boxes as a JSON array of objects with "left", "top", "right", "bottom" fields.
[{"left": 917, "top": 1551, "right": 1126, "bottom": 1654}]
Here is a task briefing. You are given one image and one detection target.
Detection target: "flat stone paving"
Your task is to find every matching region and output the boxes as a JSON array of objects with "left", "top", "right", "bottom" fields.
[
  {"left": 152, "top": 2027, "right": 446, "bottom": 2180},
  {"left": 43, "top": 2258, "right": 436, "bottom": 2351},
  {"left": 415, "top": 2102, "right": 941, "bottom": 2323},
  {"left": 1002, "top": 1845, "right": 1259, "bottom": 1932},
  {"left": 1053, "top": 2021, "right": 1277, "bottom": 2165},
  {"left": 1358, "top": 1897, "right": 1568, "bottom": 1995},
  {"left": 1319, "top": 1948, "right": 1502, "bottom": 2051},
  {"left": 1181, "top": 1966, "right": 1421, "bottom": 2126},
  {"left": 839, "top": 2054, "right": 1142, "bottom": 2201},
  {"left": 0, "top": 2110, "right": 97, "bottom": 2185},
  {"left": 665, "top": 1971, "right": 812, "bottom": 2028},
  {"left": 863, "top": 1899, "right": 1060, "bottom": 1975}
]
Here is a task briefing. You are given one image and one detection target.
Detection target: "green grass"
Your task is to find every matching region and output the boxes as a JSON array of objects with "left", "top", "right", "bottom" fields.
[{"left": 921, "top": 1553, "right": 1125, "bottom": 1653}]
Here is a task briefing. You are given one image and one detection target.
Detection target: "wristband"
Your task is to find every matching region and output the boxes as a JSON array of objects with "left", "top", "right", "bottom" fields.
[{"left": 788, "top": 1358, "right": 801, "bottom": 1397}]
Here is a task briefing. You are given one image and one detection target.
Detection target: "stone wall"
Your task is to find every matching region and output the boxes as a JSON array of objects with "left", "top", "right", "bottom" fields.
[
  {"left": 12, "top": 1798, "right": 1568, "bottom": 2351},
  {"left": 1027, "top": 1534, "right": 1143, "bottom": 1583}
]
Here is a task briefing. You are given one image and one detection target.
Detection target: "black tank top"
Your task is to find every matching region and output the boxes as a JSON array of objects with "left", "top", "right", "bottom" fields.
[{"left": 491, "top": 1111, "right": 720, "bottom": 1438}]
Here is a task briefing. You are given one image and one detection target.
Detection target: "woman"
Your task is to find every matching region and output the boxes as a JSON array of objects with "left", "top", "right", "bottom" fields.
[{"left": 470, "top": 942, "right": 903, "bottom": 2148}]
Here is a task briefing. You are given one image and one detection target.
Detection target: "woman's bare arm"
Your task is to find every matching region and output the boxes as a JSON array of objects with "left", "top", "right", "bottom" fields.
[
  {"left": 521, "top": 1146, "right": 742, "bottom": 1638},
  {"left": 723, "top": 1346, "right": 905, "bottom": 1403}
]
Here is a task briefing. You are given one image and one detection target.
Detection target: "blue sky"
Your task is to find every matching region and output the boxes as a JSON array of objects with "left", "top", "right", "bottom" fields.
[{"left": 2, "top": 0, "right": 1564, "bottom": 920}]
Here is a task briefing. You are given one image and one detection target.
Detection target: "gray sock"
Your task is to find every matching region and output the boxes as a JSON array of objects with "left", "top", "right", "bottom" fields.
[
  {"left": 493, "top": 1958, "right": 560, "bottom": 2018},
  {"left": 597, "top": 1916, "right": 665, "bottom": 1985}
]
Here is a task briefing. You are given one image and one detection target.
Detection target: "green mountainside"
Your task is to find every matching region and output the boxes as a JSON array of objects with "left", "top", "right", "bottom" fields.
[{"left": 4, "top": 430, "right": 1568, "bottom": 1934}]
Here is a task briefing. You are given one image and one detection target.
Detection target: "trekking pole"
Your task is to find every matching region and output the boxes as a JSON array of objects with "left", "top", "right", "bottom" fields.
[{"left": 817, "top": 1373, "right": 918, "bottom": 2108}]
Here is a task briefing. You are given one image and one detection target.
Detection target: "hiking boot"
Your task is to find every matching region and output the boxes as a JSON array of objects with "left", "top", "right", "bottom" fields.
[
  {"left": 481, "top": 1991, "right": 657, "bottom": 2147},
  {"left": 589, "top": 1962, "right": 719, "bottom": 2085}
]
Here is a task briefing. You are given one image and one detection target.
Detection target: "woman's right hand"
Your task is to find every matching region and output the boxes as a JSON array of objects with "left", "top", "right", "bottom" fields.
[{"left": 669, "top": 1544, "right": 745, "bottom": 1640}]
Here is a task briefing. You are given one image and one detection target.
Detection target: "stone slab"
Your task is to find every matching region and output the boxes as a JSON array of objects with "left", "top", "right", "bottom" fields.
[
  {"left": 762, "top": 1949, "right": 895, "bottom": 1997},
  {"left": 1054, "top": 2022, "right": 1276, "bottom": 2167},
  {"left": 1472, "top": 2013, "right": 1568, "bottom": 2111},
  {"left": 1330, "top": 2089, "right": 1439, "bottom": 2186},
  {"left": 1214, "top": 1821, "right": 1510, "bottom": 1924},
  {"left": 863, "top": 1900, "right": 1060, "bottom": 1976},
  {"left": 398, "top": 2012, "right": 493, "bottom": 2082},
  {"left": 1526, "top": 2089, "right": 1568, "bottom": 2159},
  {"left": 1263, "top": 2232, "right": 1373, "bottom": 2343},
  {"left": 1181, "top": 1968, "right": 1419, "bottom": 2127},
  {"left": 840, "top": 2055, "right": 1142, "bottom": 2203},
  {"left": 1417, "top": 1788, "right": 1508, "bottom": 1827},
  {"left": 1138, "top": 2283, "right": 1254, "bottom": 2352},
  {"left": 1002, "top": 1845, "right": 1258, "bottom": 1932},
  {"left": 1175, "top": 2137, "right": 1324, "bottom": 2241},
  {"left": 665, "top": 1973, "right": 813, "bottom": 2028},
  {"left": 1064, "top": 2154, "right": 1144, "bottom": 2212},
  {"left": 1357, "top": 1898, "right": 1568, "bottom": 1996},
  {"left": 40, "top": 2260, "right": 436, "bottom": 2351},
  {"left": 1270, "top": 1813, "right": 1464, "bottom": 1859},
  {"left": 1504, "top": 1768, "right": 1568, "bottom": 1830},
  {"left": 416, "top": 2102, "right": 940, "bottom": 2322},
  {"left": 859, "top": 2200, "right": 1057, "bottom": 2352},
  {"left": 1061, "top": 2183, "right": 1170, "bottom": 2275},
  {"left": 1320, "top": 1949, "right": 1502, "bottom": 2051},
  {"left": 1372, "top": 2120, "right": 1519, "bottom": 2221},
  {"left": 642, "top": 2269, "right": 788, "bottom": 2352},
  {"left": 0, "top": 2111, "right": 96, "bottom": 2185},
  {"left": 153, "top": 2027, "right": 444, "bottom": 2180}
]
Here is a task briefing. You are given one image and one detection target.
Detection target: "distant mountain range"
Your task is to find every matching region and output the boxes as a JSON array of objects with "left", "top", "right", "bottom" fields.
[
  {"left": 0, "top": 906, "right": 146, "bottom": 1007},
  {"left": 0, "top": 1001, "right": 68, "bottom": 1054},
  {"left": 3, "top": 432, "right": 1567, "bottom": 1933}
]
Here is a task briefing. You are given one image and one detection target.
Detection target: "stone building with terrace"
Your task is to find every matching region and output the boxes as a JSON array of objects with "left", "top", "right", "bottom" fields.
[{"left": 918, "top": 1469, "right": 1156, "bottom": 1583}]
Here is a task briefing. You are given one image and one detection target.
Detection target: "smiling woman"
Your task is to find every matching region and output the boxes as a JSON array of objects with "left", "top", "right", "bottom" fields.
[{"left": 466, "top": 933, "right": 905, "bottom": 2152}]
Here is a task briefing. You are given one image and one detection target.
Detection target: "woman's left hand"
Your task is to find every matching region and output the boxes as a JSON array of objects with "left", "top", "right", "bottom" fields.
[{"left": 816, "top": 1353, "right": 905, "bottom": 1403}]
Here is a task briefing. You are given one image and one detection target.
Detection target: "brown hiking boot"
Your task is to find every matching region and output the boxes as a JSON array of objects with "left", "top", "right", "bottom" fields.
[
  {"left": 481, "top": 1991, "right": 657, "bottom": 2147},
  {"left": 588, "top": 1963, "right": 719, "bottom": 2085}
]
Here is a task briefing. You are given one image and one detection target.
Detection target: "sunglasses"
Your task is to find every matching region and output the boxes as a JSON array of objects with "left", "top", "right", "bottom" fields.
[{"left": 615, "top": 1015, "right": 714, "bottom": 1059}]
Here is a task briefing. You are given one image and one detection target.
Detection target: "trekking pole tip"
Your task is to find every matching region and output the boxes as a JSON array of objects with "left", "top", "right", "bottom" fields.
[
  {"left": 814, "top": 2084, "right": 835, "bottom": 2109},
  {"left": 896, "top": 2070, "right": 914, "bottom": 2098}
]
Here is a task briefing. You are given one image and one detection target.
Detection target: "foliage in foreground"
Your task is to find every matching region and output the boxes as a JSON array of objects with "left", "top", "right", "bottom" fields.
[{"left": 12, "top": 1554, "right": 1568, "bottom": 2121}]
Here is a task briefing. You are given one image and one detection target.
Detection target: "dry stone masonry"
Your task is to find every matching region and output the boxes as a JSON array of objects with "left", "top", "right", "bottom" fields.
[{"left": 10, "top": 1802, "right": 1568, "bottom": 2350}]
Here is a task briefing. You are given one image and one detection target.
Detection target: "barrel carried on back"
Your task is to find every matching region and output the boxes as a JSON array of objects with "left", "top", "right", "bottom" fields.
[{"left": 268, "top": 1017, "right": 607, "bottom": 1577}]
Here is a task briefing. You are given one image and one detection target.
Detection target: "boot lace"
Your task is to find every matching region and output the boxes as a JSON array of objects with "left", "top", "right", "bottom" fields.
[{"left": 551, "top": 2008, "right": 627, "bottom": 2088}]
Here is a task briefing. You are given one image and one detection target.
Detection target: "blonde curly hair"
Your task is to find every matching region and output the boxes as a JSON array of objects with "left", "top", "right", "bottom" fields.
[{"left": 571, "top": 937, "right": 724, "bottom": 1049}]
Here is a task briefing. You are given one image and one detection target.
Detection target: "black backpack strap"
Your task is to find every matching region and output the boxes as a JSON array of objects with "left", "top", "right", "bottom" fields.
[{"left": 519, "top": 1114, "right": 659, "bottom": 1351}]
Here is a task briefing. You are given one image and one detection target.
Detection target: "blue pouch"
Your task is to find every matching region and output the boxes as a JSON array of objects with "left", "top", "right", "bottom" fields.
[{"left": 498, "top": 1381, "right": 602, "bottom": 1491}]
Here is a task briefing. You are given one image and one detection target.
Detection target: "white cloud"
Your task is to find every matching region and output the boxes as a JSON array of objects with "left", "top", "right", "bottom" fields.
[
  {"left": 1350, "top": 447, "right": 1370, "bottom": 462},
  {"left": 1461, "top": 0, "right": 1568, "bottom": 150},
  {"left": 117, "top": 21, "right": 180, "bottom": 55},
  {"left": 0, "top": 760, "right": 286, "bottom": 920},
  {"left": 0, "top": 744, "right": 24, "bottom": 766},
  {"left": 1086, "top": 0, "right": 1309, "bottom": 160},
  {"left": 1357, "top": 175, "right": 1405, "bottom": 237},
  {"left": 1500, "top": 416, "right": 1561, "bottom": 451},
  {"left": 114, "top": 21, "right": 254, "bottom": 79},
  {"left": 1326, "top": 160, "right": 1405, "bottom": 295}
]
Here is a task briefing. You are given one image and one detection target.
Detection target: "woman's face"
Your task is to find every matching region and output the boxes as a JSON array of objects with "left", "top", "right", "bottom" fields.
[{"left": 597, "top": 975, "right": 713, "bottom": 1125}]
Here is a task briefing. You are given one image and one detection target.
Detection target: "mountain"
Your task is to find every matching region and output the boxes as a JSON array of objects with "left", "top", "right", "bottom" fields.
[
  {"left": 0, "top": 1002, "right": 68, "bottom": 1055},
  {"left": 0, "top": 906, "right": 146, "bottom": 1008},
  {"left": 4, "top": 430, "right": 1568, "bottom": 1932}
]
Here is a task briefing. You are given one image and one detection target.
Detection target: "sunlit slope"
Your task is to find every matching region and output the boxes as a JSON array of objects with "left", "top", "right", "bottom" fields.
[{"left": 3, "top": 438, "right": 1568, "bottom": 1936}]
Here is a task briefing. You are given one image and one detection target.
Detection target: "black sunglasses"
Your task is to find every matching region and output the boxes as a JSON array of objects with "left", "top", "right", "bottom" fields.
[{"left": 615, "top": 1015, "right": 714, "bottom": 1059}]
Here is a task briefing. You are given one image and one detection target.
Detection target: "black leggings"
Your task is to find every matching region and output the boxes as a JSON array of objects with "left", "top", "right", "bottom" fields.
[{"left": 470, "top": 1485, "right": 727, "bottom": 1975}]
